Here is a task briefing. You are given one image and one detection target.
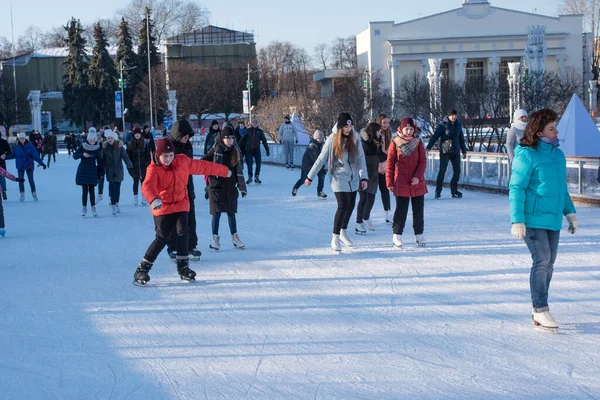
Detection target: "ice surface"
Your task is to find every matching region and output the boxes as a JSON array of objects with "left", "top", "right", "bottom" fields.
[{"left": 1, "top": 153, "right": 599, "bottom": 399}]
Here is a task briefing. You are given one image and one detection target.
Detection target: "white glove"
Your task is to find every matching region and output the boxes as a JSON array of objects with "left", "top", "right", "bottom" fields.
[
  {"left": 566, "top": 214, "right": 578, "bottom": 234},
  {"left": 511, "top": 223, "right": 526, "bottom": 240},
  {"left": 227, "top": 170, "right": 232, "bottom": 178},
  {"left": 151, "top": 198, "right": 163, "bottom": 211}
]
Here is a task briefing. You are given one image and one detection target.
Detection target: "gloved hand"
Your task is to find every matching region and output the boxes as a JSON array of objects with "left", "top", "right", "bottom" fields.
[
  {"left": 204, "top": 188, "right": 209, "bottom": 200},
  {"left": 462, "top": 153, "right": 467, "bottom": 160},
  {"left": 566, "top": 214, "right": 578, "bottom": 234},
  {"left": 241, "top": 191, "right": 247, "bottom": 198},
  {"left": 128, "top": 168, "right": 135, "bottom": 177},
  {"left": 266, "top": 150, "right": 270, "bottom": 157},
  {"left": 511, "top": 223, "right": 526, "bottom": 240},
  {"left": 227, "top": 170, "right": 232, "bottom": 178},
  {"left": 151, "top": 198, "right": 163, "bottom": 210},
  {"left": 15, "top": 178, "right": 25, "bottom": 182},
  {"left": 295, "top": 140, "right": 298, "bottom": 144},
  {"left": 41, "top": 163, "right": 47, "bottom": 170}
]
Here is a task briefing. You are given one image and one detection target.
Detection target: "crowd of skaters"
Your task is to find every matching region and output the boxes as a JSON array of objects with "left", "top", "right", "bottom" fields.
[{"left": 1, "top": 108, "right": 598, "bottom": 329}]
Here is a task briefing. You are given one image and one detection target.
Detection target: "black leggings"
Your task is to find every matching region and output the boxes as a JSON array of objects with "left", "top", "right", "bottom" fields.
[
  {"left": 212, "top": 211, "right": 237, "bottom": 235},
  {"left": 133, "top": 176, "right": 145, "bottom": 195},
  {"left": 393, "top": 195, "right": 425, "bottom": 235},
  {"left": 378, "top": 173, "right": 391, "bottom": 211},
  {"left": 81, "top": 184, "right": 96, "bottom": 207},
  {"left": 333, "top": 191, "right": 357, "bottom": 234},
  {"left": 356, "top": 191, "right": 376, "bottom": 223},
  {"left": 144, "top": 212, "right": 189, "bottom": 263}
]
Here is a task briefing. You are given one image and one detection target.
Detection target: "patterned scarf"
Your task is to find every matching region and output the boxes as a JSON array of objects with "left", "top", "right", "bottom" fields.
[{"left": 395, "top": 136, "right": 419, "bottom": 157}]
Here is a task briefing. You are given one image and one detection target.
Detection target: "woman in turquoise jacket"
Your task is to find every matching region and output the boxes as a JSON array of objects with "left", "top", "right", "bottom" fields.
[{"left": 509, "top": 109, "right": 577, "bottom": 329}]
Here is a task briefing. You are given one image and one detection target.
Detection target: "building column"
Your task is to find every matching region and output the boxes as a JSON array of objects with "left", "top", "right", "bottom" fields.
[
  {"left": 507, "top": 62, "right": 521, "bottom": 122},
  {"left": 525, "top": 25, "right": 547, "bottom": 74},
  {"left": 487, "top": 56, "right": 500, "bottom": 76},
  {"left": 454, "top": 57, "right": 467, "bottom": 81},
  {"left": 555, "top": 54, "right": 567, "bottom": 78},
  {"left": 28, "top": 90, "right": 42, "bottom": 132},
  {"left": 167, "top": 90, "right": 178, "bottom": 120},
  {"left": 428, "top": 58, "right": 443, "bottom": 120}
]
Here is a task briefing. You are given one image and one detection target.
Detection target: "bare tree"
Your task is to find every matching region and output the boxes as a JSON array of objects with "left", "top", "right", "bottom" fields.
[
  {"left": 17, "top": 26, "right": 45, "bottom": 53},
  {"left": 83, "top": 19, "right": 121, "bottom": 47},
  {"left": 330, "top": 37, "right": 357, "bottom": 69},
  {"left": 0, "top": 72, "right": 28, "bottom": 134},
  {"left": 0, "top": 36, "right": 12, "bottom": 59},
  {"left": 560, "top": 0, "right": 600, "bottom": 78},
  {"left": 394, "top": 71, "right": 430, "bottom": 120},
  {"left": 313, "top": 43, "right": 329, "bottom": 70},
  {"left": 176, "top": 2, "right": 211, "bottom": 34}
]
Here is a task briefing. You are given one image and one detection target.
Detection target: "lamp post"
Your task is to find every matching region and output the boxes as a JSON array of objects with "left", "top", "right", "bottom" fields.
[
  {"left": 146, "top": 7, "right": 154, "bottom": 129},
  {"left": 119, "top": 60, "right": 137, "bottom": 134}
]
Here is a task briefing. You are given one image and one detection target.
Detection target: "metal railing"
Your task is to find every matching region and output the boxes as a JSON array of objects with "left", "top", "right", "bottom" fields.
[{"left": 193, "top": 141, "right": 600, "bottom": 201}]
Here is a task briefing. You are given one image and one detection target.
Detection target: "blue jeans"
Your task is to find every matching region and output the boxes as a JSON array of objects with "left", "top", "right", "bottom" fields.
[
  {"left": 523, "top": 228, "right": 560, "bottom": 312},
  {"left": 0, "top": 175, "right": 6, "bottom": 192},
  {"left": 245, "top": 150, "right": 262, "bottom": 177},
  {"left": 17, "top": 169, "right": 36, "bottom": 193}
]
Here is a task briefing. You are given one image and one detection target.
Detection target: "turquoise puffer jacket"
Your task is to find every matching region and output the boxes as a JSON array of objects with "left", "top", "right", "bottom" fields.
[{"left": 509, "top": 142, "right": 576, "bottom": 231}]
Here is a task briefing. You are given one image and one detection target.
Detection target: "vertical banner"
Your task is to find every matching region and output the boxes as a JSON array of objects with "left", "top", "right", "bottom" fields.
[
  {"left": 242, "top": 90, "right": 249, "bottom": 114},
  {"left": 115, "top": 91, "right": 123, "bottom": 118}
]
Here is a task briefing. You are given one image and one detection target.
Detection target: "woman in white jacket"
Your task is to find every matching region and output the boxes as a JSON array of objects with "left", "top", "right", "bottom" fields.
[
  {"left": 306, "top": 112, "right": 368, "bottom": 252},
  {"left": 506, "top": 109, "right": 528, "bottom": 165}
]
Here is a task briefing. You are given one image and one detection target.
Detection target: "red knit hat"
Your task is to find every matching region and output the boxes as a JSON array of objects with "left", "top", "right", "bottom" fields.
[
  {"left": 155, "top": 137, "right": 175, "bottom": 156},
  {"left": 398, "top": 117, "right": 419, "bottom": 135},
  {"left": 132, "top": 126, "right": 143, "bottom": 135}
]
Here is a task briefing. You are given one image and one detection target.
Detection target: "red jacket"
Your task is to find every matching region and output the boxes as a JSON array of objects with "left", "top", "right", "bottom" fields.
[
  {"left": 142, "top": 154, "right": 229, "bottom": 216},
  {"left": 386, "top": 138, "right": 428, "bottom": 198}
]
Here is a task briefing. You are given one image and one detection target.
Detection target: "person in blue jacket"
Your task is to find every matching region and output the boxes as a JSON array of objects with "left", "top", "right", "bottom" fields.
[
  {"left": 509, "top": 108, "right": 577, "bottom": 330},
  {"left": 73, "top": 128, "right": 102, "bottom": 217},
  {"left": 3, "top": 132, "right": 46, "bottom": 202},
  {"left": 426, "top": 109, "right": 468, "bottom": 198}
]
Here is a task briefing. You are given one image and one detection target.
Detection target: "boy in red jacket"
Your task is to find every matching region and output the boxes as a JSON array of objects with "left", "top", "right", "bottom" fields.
[{"left": 134, "top": 138, "right": 230, "bottom": 286}]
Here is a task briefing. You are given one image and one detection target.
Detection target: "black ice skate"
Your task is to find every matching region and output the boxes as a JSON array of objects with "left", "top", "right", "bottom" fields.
[
  {"left": 317, "top": 191, "right": 327, "bottom": 199},
  {"left": 133, "top": 259, "right": 153, "bottom": 286},
  {"left": 177, "top": 258, "right": 196, "bottom": 282},
  {"left": 189, "top": 248, "right": 201, "bottom": 262},
  {"left": 246, "top": 176, "right": 253, "bottom": 184},
  {"left": 452, "top": 190, "right": 463, "bottom": 198},
  {"left": 254, "top": 176, "right": 262, "bottom": 184}
]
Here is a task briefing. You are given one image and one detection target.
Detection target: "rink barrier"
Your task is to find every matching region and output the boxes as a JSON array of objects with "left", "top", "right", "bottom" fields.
[{"left": 193, "top": 142, "right": 600, "bottom": 205}]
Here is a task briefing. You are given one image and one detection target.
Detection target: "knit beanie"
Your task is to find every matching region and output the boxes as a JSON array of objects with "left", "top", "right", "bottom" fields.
[
  {"left": 447, "top": 109, "right": 458, "bottom": 116},
  {"left": 337, "top": 112, "right": 353, "bottom": 128},
  {"left": 17, "top": 132, "right": 27, "bottom": 139},
  {"left": 132, "top": 126, "right": 143, "bottom": 135},
  {"left": 87, "top": 130, "right": 98, "bottom": 142},
  {"left": 104, "top": 131, "right": 118, "bottom": 141},
  {"left": 155, "top": 137, "right": 175, "bottom": 156},
  {"left": 170, "top": 119, "right": 194, "bottom": 139},
  {"left": 220, "top": 126, "right": 235, "bottom": 139}
]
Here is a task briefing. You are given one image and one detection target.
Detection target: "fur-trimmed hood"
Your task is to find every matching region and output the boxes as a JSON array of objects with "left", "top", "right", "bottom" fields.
[{"left": 102, "top": 140, "right": 123, "bottom": 149}]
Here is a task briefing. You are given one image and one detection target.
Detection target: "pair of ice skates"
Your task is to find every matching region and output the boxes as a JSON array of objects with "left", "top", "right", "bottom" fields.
[
  {"left": 210, "top": 233, "right": 245, "bottom": 250},
  {"left": 81, "top": 206, "right": 98, "bottom": 217}
]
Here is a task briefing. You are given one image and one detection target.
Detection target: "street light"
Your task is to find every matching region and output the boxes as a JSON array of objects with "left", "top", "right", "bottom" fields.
[{"left": 119, "top": 60, "right": 137, "bottom": 134}]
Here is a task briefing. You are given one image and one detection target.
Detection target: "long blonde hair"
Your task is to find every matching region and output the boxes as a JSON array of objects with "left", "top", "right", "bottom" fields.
[
  {"left": 332, "top": 127, "right": 358, "bottom": 159},
  {"left": 376, "top": 113, "right": 391, "bottom": 149}
]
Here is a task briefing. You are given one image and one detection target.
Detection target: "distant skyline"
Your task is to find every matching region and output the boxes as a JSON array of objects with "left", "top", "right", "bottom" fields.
[{"left": 1, "top": 0, "right": 563, "bottom": 53}]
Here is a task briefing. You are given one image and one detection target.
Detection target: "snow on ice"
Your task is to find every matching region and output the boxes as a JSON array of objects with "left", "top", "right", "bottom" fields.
[{"left": 1, "top": 153, "right": 599, "bottom": 399}]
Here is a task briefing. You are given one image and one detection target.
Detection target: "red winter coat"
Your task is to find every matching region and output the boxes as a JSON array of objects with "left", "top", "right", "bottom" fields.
[
  {"left": 142, "top": 154, "right": 229, "bottom": 216},
  {"left": 386, "top": 137, "right": 428, "bottom": 198}
]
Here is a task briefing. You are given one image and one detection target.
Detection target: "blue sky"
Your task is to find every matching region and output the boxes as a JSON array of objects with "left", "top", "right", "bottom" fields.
[{"left": 1, "top": 0, "right": 562, "bottom": 52}]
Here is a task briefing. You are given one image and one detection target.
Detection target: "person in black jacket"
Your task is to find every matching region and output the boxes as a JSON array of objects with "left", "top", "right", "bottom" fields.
[
  {"left": 0, "top": 134, "right": 12, "bottom": 200},
  {"left": 166, "top": 119, "right": 203, "bottom": 261},
  {"left": 42, "top": 130, "right": 58, "bottom": 167},
  {"left": 238, "top": 118, "right": 269, "bottom": 184},
  {"left": 426, "top": 109, "right": 468, "bottom": 199},
  {"left": 204, "top": 120, "right": 220, "bottom": 154},
  {"left": 292, "top": 130, "right": 327, "bottom": 198},
  {"left": 202, "top": 127, "right": 248, "bottom": 251},
  {"left": 126, "top": 129, "right": 151, "bottom": 206}
]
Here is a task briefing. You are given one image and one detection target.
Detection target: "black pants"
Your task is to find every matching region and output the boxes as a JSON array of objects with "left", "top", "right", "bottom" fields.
[
  {"left": 378, "top": 173, "right": 391, "bottom": 211},
  {"left": 393, "top": 195, "right": 424, "bottom": 235},
  {"left": 167, "top": 195, "right": 198, "bottom": 252},
  {"left": 436, "top": 154, "right": 461, "bottom": 194},
  {"left": 81, "top": 184, "right": 96, "bottom": 207},
  {"left": 245, "top": 150, "right": 262, "bottom": 178},
  {"left": 144, "top": 212, "right": 189, "bottom": 263},
  {"left": 356, "top": 191, "right": 376, "bottom": 223},
  {"left": 0, "top": 194, "right": 4, "bottom": 229},
  {"left": 46, "top": 152, "right": 56, "bottom": 166},
  {"left": 212, "top": 211, "right": 237, "bottom": 235},
  {"left": 133, "top": 176, "right": 145, "bottom": 196},
  {"left": 333, "top": 191, "right": 357, "bottom": 234},
  {"left": 294, "top": 168, "right": 326, "bottom": 193},
  {"left": 108, "top": 181, "right": 121, "bottom": 204}
]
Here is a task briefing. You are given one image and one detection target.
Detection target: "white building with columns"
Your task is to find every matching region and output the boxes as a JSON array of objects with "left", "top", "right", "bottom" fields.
[{"left": 357, "top": 0, "right": 592, "bottom": 106}]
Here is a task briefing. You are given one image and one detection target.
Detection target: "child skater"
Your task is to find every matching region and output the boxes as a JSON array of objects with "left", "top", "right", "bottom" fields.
[
  {"left": 134, "top": 137, "right": 230, "bottom": 286},
  {"left": 202, "top": 127, "right": 248, "bottom": 251},
  {"left": 0, "top": 166, "right": 25, "bottom": 237},
  {"left": 73, "top": 128, "right": 102, "bottom": 217},
  {"left": 386, "top": 117, "right": 428, "bottom": 248},
  {"left": 306, "top": 112, "right": 368, "bottom": 252}
]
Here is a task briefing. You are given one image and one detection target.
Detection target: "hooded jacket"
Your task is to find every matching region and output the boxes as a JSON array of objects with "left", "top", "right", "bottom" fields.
[
  {"left": 360, "top": 128, "right": 386, "bottom": 195},
  {"left": 126, "top": 138, "right": 152, "bottom": 180},
  {"left": 203, "top": 140, "right": 247, "bottom": 215},
  {"left": 307, "top": 130, "right": 368, "bottom": 192},
  {"left": 238, "top": 127, "right": 269, "bottom": 154},
  {"left": 73, "top": 142, "right": 102, "bottom": 186},
  {"left": 169, "top": 120, "right": 197, "bottom": 199},
  {"left": 278, "top": 121, "right": 298, "bottom": 143},
  {"left": 143, "top": 154, "right": 229, "bottom": 217},
  {"left": 101, "top": 140, "right": 133, "bottom": 183},
  {"left": 5, "top": 140, "right": 45, "bottom": 170},
  {"left": 509, "top": 142, "right": 576, "bottom": 230},
  {"left": 426, "top": 116, "right": 468, "bottom": 155},
  {"left": 386, "top": 136, "right": 428, "bottom": 198}
]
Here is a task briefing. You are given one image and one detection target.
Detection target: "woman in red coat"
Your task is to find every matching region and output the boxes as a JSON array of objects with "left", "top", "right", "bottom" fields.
[
  {"left": 134, "top": 137, "right": 230, "bottom": 286},
  {"left": 386, "top": 117, "right": 428, "bottom": 248}
]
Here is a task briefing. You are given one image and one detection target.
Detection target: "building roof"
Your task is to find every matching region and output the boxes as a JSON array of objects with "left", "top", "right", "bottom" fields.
[
  {"left": 164, "top": 25, "right": 255, "bottom": 46},
  {"left": 1, "top": 46, "right": 120, "bottom": 66}
]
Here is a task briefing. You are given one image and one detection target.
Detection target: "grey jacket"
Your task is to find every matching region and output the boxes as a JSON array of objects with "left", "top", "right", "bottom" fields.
[
  {"left": 307, "top": 131, "right": 368, "bottom": 192},
  {"left": 506, "top": 125, "right": 525, "bottom": 164},
  {"left": 278, "top": 122, "right": 298, "bottom": 143},
  {"left": 102, "top": 141, "right": 133, "bottom": 183}
]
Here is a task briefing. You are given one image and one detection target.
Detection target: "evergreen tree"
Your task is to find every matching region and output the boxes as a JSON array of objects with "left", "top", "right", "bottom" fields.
[
  {"left": 62, "top": 18, "right": 91, "bottom": 127},
  {"left": 89, "top": 23, "right": 118, "bottom": 125},
  {"left": 115, "top": 17, "right": 140, "bottom": 124},
  {"left": 137, "top": 8, "right": 160, "bottom": 70}
]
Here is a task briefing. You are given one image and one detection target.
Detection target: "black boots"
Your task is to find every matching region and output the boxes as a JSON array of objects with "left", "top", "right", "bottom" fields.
[
  {"left": 133, "top": 259, "right": 153, "bottom": 286},
  {"left": 177, "top": 258, "right": 196, "bottom": 282}
]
